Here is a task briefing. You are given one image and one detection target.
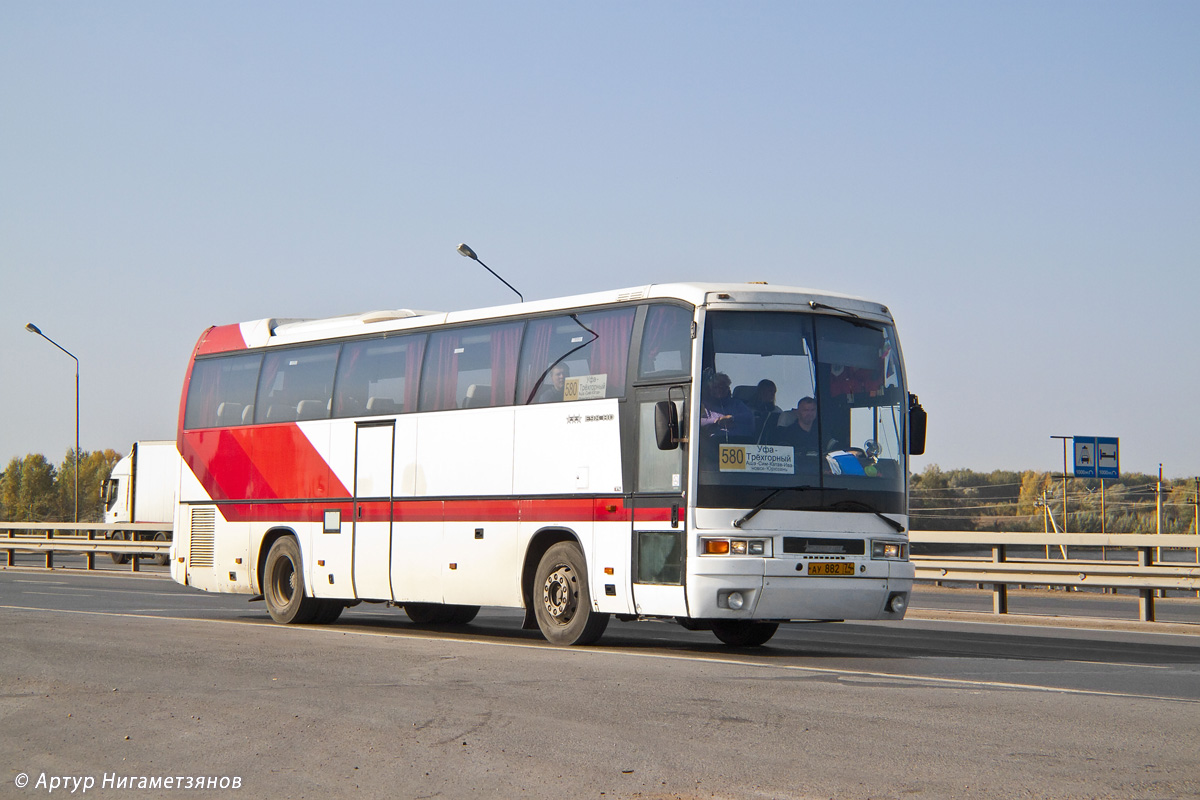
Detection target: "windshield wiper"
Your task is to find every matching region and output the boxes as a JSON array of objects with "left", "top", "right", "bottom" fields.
[
  {"left": 826, "top": 499, "right": 906, "bottom": 533},
  {"left": 808, "top": 301, "right": 884, "bottom": 331},
  {"left": 733, "top": 485, "right": 819, "bottom": 529}
]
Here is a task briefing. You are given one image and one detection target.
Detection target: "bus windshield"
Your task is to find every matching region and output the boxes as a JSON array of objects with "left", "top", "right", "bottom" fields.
[{"left": 697, "top": 310, "right": 907, "bottom": 514}]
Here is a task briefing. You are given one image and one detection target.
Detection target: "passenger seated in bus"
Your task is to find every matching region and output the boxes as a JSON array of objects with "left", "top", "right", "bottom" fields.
[
  {"left": 776, "top": 396, "right": 819, "bottom": 456},
  {"left": 747, "top": 380, "right": 781, "bottom": 418},
  {"left": 699, "top": 372, "right": 754, "bottom": 439},
  {"left": 534, "top": 363, "right": 570, "bottom": 403}
]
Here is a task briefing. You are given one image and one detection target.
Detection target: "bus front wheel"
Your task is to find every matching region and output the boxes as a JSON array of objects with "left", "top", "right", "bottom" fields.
[
  {"left": 533, "top": 542, "right": 609, "bottom": 646},
  {"left": 264, "top": 537, "right": 319, "bottom": 624},
  {"left": 711, "top": 620, "right": 779, "bottom": 647}
]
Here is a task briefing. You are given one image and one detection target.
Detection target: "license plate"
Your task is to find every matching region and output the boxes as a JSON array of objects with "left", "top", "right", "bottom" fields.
[{"left": 808, "top": 562, "right": 855, "bottom": 576}]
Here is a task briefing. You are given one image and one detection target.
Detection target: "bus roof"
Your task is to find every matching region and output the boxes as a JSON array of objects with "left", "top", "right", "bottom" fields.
[{"left": 193, "top": 281, "right": 892, "bottom": 355}]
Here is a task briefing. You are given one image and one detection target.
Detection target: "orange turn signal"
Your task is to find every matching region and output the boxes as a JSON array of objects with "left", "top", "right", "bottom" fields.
[{"left": 704, "top": 540, "right": 730, "bottom": 555}]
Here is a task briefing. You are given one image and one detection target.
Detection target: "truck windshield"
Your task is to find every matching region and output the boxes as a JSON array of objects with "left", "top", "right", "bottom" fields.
[{"left": 696, "top": 310, "right": 907, "bottom": 514}]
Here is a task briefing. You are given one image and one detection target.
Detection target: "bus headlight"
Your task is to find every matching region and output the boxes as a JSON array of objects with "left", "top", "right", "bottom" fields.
[
  {"left": 871, "top": 540, "right": 908, "bottom": 561},
  {"left": 886, "top": 592, "right": 908, "bottom": 614},
  {"left": 703, "top": 538, "right": 771, "bottom": 556},
  {"left": 727, "top": 591, "right": 745, "bottom": 610}
]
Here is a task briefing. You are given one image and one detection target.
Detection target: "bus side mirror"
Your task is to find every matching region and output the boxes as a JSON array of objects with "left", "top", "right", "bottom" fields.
[
  {"left": 908, "top": 394, "right": 927, "bottom": 456},
  {"left": 654, "top": 400, "right": 680, "bottom": 451}
]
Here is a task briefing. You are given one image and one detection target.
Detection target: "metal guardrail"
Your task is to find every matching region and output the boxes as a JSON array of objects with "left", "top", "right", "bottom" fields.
[
  {"left": 1, "top": 523, "right": 171, "bottom": 572},
  {"left": 910, "top": 531, "right": 1200, "bottom": 622},
  {"left": 2, "top": 523, "right": 1197, "bottom": 622}
]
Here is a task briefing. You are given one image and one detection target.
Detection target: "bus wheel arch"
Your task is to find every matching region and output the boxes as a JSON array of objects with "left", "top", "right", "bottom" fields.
[
  {"left": 520, "top": 528, "right": 577, "bottom": 630},
  {"left": 256, "top": 528, "right": 298, "bottom": 596},
  {"left": 261, "top": 531, "right": 320, "bottom": 624}
]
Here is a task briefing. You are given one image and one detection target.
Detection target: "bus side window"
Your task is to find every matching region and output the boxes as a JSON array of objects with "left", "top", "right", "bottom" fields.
[
  {"left": 255, "top": 345, "right": 339, "bottom": 424},
  {"left": 333, "top": 335, "right": 425, "bottom": 418},
  {"left": 517, "top": 308, "right": 635, "bottom": 404},
  {"left": 184, "top": 353, "right": 263, "bottom": 430},
  {"left": 420, "top": 322, "right": 522, "bottom": 412},
  {"left": 638, "top": 305, "right": 693, "bottom": 379}
]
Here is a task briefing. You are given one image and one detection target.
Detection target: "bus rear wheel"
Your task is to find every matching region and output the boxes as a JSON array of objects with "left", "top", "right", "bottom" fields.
[
  {"left": 311, "top": 600, "right": 345, "bottom": 625},
  {"left": 533, "top": 542, "right": 609, "bottom": 646},
  {"left": 264, "top": 537, "right": 319, "bottom": 624},
  {"left": 711, "top": 620, "right": 779, "bottom": 647}
]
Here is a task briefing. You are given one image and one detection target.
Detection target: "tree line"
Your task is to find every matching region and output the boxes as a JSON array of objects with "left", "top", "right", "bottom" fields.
[
  {"left": 4, "top": 449, "right": 1198, "bottom": 533},
  {"left": 1, "top": 449, "right": 121, "bottom": 522},
  {"left": 911, "top": 464, "right": 1200, "bottom": 534}
]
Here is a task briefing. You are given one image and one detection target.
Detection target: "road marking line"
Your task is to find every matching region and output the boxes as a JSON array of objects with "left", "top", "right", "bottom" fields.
[{"left": 1, "top": 603, "right": 1196, "bottom": 705}]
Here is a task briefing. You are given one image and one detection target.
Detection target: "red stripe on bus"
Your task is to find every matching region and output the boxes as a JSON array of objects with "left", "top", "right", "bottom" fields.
[
  {"left": 182, "top": 425, "right": 349, "bottom": 503},
  {"left": 203, "top": 495, "right": 679, "bottom": 525}
]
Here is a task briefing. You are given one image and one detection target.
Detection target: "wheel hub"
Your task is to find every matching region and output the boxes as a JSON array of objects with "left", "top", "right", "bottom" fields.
[{"left": 542, "top": 566, "right": 576, "bottom": 621}]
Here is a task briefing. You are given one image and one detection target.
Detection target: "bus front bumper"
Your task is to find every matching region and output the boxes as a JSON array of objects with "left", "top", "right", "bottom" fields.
[{"left": 687, "top": 559, "right": 914, "bottom": 621}]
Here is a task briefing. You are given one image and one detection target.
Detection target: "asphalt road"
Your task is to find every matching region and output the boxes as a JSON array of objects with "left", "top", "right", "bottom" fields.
[{"left": 2, "top": 569, "right": 1198, "bottom": 799}]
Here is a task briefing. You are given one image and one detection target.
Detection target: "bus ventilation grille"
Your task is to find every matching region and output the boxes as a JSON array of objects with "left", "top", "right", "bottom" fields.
[
  {"left": 189, "top": 508, "right": 216, "bottom": 568},
  {"left": 782, "top": 537, "right": 865, "bottom": 556}
]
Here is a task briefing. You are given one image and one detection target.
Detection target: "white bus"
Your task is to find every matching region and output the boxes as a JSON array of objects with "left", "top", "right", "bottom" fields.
[{"left": 172, "top": 282, "right": 926, "bottom": 646}]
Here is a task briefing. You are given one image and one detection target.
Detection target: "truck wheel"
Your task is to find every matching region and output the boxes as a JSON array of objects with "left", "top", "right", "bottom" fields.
[
  {"left": 151, "top": 532, "right": 169, "bottom": 566},
  {"left": 110, "top": 531, "right": 128, "bottom": 565},
  {"left": 711, "top": 620, "right": 779, "bottom": 647},
  {"left": 263, "top": 537, "right": 319, "bottom": 624},
  {"left": 533, "top": 542, "right": 608, "bottom": 646}
]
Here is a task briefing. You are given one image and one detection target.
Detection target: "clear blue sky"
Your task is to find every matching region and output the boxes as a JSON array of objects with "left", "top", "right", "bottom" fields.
[{"left": 2, "top": 2, "right": 1198, "bottom": 478}]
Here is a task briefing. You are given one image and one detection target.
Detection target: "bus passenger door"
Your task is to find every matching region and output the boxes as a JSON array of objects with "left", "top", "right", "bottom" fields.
[
  {"left": 352, "top": 421, "right": 395, "bottom": 601},
  {"left": 630, "top": 388, "right": 689, "bottom": 617}
]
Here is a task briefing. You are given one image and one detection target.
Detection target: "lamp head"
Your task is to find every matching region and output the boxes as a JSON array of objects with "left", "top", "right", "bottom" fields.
[
  {"left": 25, "top": 323, "right": 42, "bottom": 335},
  {"left": 456, "top": 243, "right": 478, "bottom": 261}
]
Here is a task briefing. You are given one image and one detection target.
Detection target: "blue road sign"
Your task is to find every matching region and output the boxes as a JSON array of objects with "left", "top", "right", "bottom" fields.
[
  {"left": 1074, "top": 437, "right": 1097, "bottom": 478},
  {"left": 1095, "top": 437, "right": 1119, "bottom": 479},
  {"left": 1074, "top": 436, "right": 1119, "bottom": 479}
]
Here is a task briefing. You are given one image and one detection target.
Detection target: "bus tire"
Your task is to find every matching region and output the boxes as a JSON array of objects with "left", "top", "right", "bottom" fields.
[
  {"left": 312, "top": 600, "right": 344, "bottom": 625},
  {"left": 533, "top": 542, "right": 609, "bottom": 646},
  {"left": 403, "top": 602, "right": 444, "bottom": 625},
  {"left": 442, "top": 604, "right": 480, "bottom": 625},
  {"left": 710, "top": 620, "right": 779, "bottom": 647},
  {"left": 152, "top": 532, "right": 169, "bottom": 566},
  {"left": 110, "top": 531, "right": 128, "bottom": 564},
  {"left": 263, "top": 537, "right": 319, "bottom": 624}
]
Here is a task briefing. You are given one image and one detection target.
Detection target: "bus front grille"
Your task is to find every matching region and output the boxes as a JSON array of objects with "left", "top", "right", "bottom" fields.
[{"left": 782, "top": 537, "right": 865, "bottom": 556}]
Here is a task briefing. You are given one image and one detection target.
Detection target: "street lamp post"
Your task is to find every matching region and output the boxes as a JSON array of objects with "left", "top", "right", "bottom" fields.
[{"left": 25, "top": 323, "right": 80, "bottom": 523}]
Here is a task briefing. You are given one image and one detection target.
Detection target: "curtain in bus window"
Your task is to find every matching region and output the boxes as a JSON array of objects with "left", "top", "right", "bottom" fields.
[
  {"left": 489, "top": 323, "right": 522, "bottom": 406},
  {"left": 334, "top": 335, "right": 426, "bottom": 417},
  {"left": 639, "top": 305, "right": 693, "bottom": 378},
  {"left": 404, "top": 335, "right": 425, "bottom": 412},
  {"left": 420, "top": 331, "right": 461, "bottom": 412},
  {"left": 588, "top": 308, "right": 635, "bottom": 395},
  {"left": 517, "top": 319, "right": 554, "bottom": 404},
  {"left": 333, "top": 343, "right": 367, "bottom": 416}
]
